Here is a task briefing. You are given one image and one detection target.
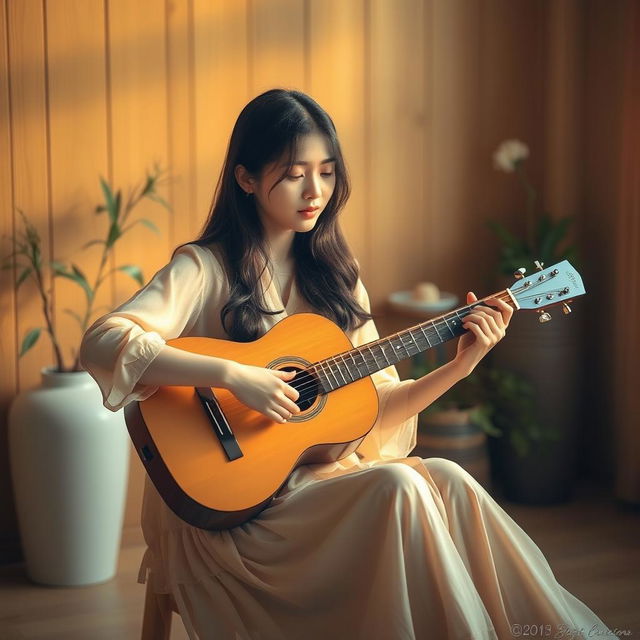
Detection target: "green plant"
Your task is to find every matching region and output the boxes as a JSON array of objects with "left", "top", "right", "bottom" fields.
[
  {"left": 412, "top": 357, "right": 558, "bottom": 457},
  {"left": 487, "top": 139, "right": 579, "bottom": 277},
  {"left": 1, "top": 164, "right": 170, "bottom": 372}
]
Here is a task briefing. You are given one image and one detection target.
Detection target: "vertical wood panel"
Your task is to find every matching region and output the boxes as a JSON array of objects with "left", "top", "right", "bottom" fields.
[
  {"left": 475, "top": 0, "right": 548, "bottom": 292},
  {"left": 0, "top": 0, "right": 19, "bottom": 555},
  {"left": 166, "top": 0, "right": 195, "bottom": 245},
  {"left": 250, "top": 0, "right": 305, "bottom": 93},
  {"left": 0, "top": 0, "right": 16, "bottom": 392},
  {"left": 108, "top": 0, "right": 170, "bottom": 527},
  {"left": 46, "top": 0, "right": 109, "bottom": 370},
  {"left": 430, "top": 0, "right": 482, "bottom": 294},
  {"left": 544, "top": 0, "right": 582, "bottom": 221},
  {"left": 193, "top": 0, "right": 248, "bottom": 238},
  {"left": 613, "top": 0, "right": 640, "bottom": 502},
  {"left": 108, "top": 0, "right": 171, "bottom": 301},
  {"left": 308, "top": 0, "right": 369, "bottom": 276},
  {"left": 369, "top": 0, "right": 427, "bottom": 307},
  {"left": 7, "top": 0, "right": 52, "bottom": 388}
]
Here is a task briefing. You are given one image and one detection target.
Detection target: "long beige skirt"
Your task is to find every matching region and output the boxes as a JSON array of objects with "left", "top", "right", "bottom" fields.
[{"left": 137, "top": 456, "right": 612, "bottom": 640}]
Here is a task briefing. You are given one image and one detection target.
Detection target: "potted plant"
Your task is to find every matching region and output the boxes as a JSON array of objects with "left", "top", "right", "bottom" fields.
[
  {"left": 411, "top": 354, "right": 558, "bottom": 496},
  {"left": 3, "top": 165, "right": 169, "bottom": 586},
  {"left": 486, "top": 140, "right": 584, "bottom": 504}
]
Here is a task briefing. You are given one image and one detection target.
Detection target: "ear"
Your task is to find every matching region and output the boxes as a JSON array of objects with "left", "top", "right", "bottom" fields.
[{"left": 234, "top": 164, "right": 255, "bottom": 194}]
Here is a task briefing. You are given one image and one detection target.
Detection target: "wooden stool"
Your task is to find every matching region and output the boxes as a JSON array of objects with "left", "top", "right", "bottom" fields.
[{"left": 141, "top": 576, "right": 179, "bottom": 640}]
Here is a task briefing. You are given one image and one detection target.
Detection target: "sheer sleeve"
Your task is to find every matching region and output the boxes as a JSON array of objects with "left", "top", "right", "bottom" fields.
[
  {"left": 348, "top": 276, "right": 418, "bottom": 461},
  {"left": 79, "top": 244, "right": 214, "bottom": 412}
]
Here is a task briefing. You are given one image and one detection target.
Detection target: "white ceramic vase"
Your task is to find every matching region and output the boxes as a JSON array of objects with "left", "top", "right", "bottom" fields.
[{"left": 8, "top": 367, "right": 130, "bottom": 586}]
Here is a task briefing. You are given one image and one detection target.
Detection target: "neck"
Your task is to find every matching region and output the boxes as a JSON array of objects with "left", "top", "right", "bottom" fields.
[
  {"left": 265, "top": 231, "right": 295, "bottom": 268},
  {"left": 309, "top": 289, "right": 519, "bottom": 393}
]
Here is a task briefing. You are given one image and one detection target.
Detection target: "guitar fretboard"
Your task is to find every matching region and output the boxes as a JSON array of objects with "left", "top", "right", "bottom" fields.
[{"left": 310, "top": 291, "right": 515, "bottom": 393}]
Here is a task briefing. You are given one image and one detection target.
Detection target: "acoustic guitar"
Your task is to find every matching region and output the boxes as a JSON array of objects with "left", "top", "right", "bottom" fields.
[{"left": 125, "top": 260, "right": 585, "bottom": 530}]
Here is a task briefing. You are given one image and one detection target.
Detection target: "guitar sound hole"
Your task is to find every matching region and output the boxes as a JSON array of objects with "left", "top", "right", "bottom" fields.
[{"left": 281, "top": 366, "right": 319, "bottom": 411}]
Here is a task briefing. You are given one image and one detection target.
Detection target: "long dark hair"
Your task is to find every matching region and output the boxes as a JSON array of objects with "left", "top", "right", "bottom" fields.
[{"left": 178, "top": 88, "right": 373, "bottom": 342}]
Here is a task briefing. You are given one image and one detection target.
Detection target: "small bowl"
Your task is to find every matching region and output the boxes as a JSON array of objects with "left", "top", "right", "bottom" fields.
[{"left": 388, "top": 290, "right": 459, "bottom": 314}]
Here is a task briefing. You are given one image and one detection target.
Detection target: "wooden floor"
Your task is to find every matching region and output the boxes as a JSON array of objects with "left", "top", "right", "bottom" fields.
[{"left": 0, "top": 480, "right": 638, "bottom": 640}]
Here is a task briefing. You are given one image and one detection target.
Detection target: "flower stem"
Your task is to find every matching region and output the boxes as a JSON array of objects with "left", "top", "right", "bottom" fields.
[{"left": 515, "top": 163, "right": 538, "bottom": 258}]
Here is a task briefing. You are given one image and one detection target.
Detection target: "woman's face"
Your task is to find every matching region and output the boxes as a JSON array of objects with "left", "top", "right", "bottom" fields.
[{"left": 249, "top": 132, "right": 337, "bottom": 238}]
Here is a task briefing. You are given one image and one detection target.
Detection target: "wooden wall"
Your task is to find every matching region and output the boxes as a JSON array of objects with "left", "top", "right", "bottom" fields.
[{"left": 1, "top": 0, "right": 621, "bottom": 563}]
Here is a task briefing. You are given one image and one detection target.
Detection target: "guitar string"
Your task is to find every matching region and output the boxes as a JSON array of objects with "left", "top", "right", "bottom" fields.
[
  {"left": 283, "top": 290, "right": 518, "bottom": 406},
  {"left": 287, "top": 277, "right": 565, "bottom": 405}
]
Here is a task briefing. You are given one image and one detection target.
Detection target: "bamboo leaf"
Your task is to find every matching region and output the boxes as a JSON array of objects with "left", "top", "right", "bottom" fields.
[
  {"left": 99, "top": 176, "right": 116, "bottom": 222},
  {"left": 146, "top": 192, "right": 172, "bottom": 211},
  {"left": 82, "top": 239, "right": 106, "bottom": 250},
  {"left": 19, "top": 328, "right": 41, "bottom": 357},
  {"left": 140, "top": 173, "right": 155, "bottom": 197},
  {"left": 55, "top": 265, "right": 94, "bottom": 302},
  {"left": 137, "top": 218, "right": 160, "bottom": 234},
  {"left": 106, "top": 221, "right": 122, "bottom": 248},
  {"left": 71, "top": 263, "right": 94, "bottom": 301},
  {"left": 117, "top": 264, "right": 144, "bottom": 285},
  {"left": 16, "top": 267, "right": 32, "bottom": 288},
  {"left": 63, "top": 308, "right": 84, "bottom": 328}
]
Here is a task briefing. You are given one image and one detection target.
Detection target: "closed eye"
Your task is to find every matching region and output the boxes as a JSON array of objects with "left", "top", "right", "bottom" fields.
[{"left": 288, "top": 173, "right": 334, "bottom": 180}]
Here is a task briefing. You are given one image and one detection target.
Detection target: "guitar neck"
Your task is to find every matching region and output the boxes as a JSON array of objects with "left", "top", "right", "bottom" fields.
[{"left": 311, "top": 289, "right": 519, "bottom": 393}]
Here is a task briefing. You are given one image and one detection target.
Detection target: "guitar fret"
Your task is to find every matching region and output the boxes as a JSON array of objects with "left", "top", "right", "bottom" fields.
[
  {"left": 379, "top": 342, "right": 392, "bottom": 366},
  {"left": 433, "top": 322, "right": 443, "bottom": 342},
  {"left": 335, "top": 357, "right": 349, "bottom": 385},
  {"left": 419, "top": 324, "right": 432, "bottom": 348},
  {"left": 366, "top": 345, "right": 380, "bottom": 369},
  {"left": 443, "top": 316, "right": 456, "bottom": 337},
  {"left": 399, "top": 333, "right": 412, "bottom": 357},
  {"left": 341, "top": 354, "right": 355, "bottom": 382},
  {"left": 349, "top": 351, "right": 361, "bottom": 379}
]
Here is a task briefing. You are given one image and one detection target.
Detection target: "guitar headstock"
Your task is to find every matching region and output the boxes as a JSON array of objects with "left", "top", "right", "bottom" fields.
[{"left": 508, "top": 260, "right": 585, "bottom": 322}]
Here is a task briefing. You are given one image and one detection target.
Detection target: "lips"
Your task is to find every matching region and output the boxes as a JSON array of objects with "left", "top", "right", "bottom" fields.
[{"left": 298, "top": 206, "right": 319, "bottom": 213}]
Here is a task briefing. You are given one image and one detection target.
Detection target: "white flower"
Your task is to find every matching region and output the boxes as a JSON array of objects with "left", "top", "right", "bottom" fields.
[{"left": 493, "top": 139, "right": 529, "bottom": 173}]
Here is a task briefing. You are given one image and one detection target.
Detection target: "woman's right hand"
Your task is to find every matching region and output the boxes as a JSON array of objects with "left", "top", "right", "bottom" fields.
[{"left": 224, "top": 362, "right": 301, "bottom": 423}]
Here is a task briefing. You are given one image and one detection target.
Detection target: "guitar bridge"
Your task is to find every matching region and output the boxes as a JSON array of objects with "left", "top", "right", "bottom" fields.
[{"left": 195, "top": 387, "right": 243, "bottom": 461}]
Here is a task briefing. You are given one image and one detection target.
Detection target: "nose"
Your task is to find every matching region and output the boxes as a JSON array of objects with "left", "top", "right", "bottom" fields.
[{"left": 303, "top": 174, "right": 322, "bottom": 200}]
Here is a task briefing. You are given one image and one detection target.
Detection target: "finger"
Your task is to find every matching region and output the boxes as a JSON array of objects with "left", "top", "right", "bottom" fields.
[
  {"left": 463, "top": 320, "right": 492, "bottom": 346},
  {"left": 471, "top": 306, "right": 506, "bottom": 329},
  {"left": 485, "top": 297, "right": 514, "bottom": 323},
  {"left": 466, "top": 291, "right": 478, "bottom": 304},
  {"left": 464, "top": 312, "right": 493, "bottom": 335},
  {"left": 283, "top": 383, "right": 300, "bottom": 402},
  {"left": 267, "top": 408, "right": 287, "bottom": 423},
  {"left": 279, "top": 393, "right": 301, "bottom": 414},
  {"left": 284, "top": 401, "right": 300, "bottom": 417},
  {"left": 270, "top": 403, "right": 291, "bottom": 422},
  {"left": 469, "top": 310, "right": 504, "bottom": 341}
]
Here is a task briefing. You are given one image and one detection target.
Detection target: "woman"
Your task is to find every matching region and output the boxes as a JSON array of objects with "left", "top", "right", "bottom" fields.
[{"left": 80, "top": 88, "right": 610, "bottom": 639}]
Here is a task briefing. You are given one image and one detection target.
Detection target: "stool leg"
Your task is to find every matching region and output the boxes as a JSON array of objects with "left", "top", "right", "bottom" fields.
[{"left": 141, "top": 581, "right": 173, "bottom": 640}]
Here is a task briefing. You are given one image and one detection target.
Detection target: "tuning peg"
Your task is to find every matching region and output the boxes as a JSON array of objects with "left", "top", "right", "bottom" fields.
[
  {"left": 538, "top": 311, "right": 552, "bottom": 323},
  {"left": 534, "top": 260, "right": 544, "bottom": 271},
  {"left": 562, "top": 303, "right": 571, "bottom": 315},
  {"left": 513, "top": 267, "right": 526, "bottom": 280}
]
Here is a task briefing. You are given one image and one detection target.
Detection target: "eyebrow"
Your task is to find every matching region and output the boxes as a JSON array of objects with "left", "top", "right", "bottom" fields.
[{"left": 280, "top": 157, "right": 336, "bottom": 167}]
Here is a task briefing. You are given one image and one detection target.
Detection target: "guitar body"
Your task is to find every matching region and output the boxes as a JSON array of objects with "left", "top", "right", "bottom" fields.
[{"left": 125, "top": 313, "right": 379, "bottom": 530}]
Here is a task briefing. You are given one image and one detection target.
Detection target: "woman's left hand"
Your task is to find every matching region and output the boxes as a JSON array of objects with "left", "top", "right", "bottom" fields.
[{"left": 453, "top": 291, "right": 514, "bottom": 376}]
